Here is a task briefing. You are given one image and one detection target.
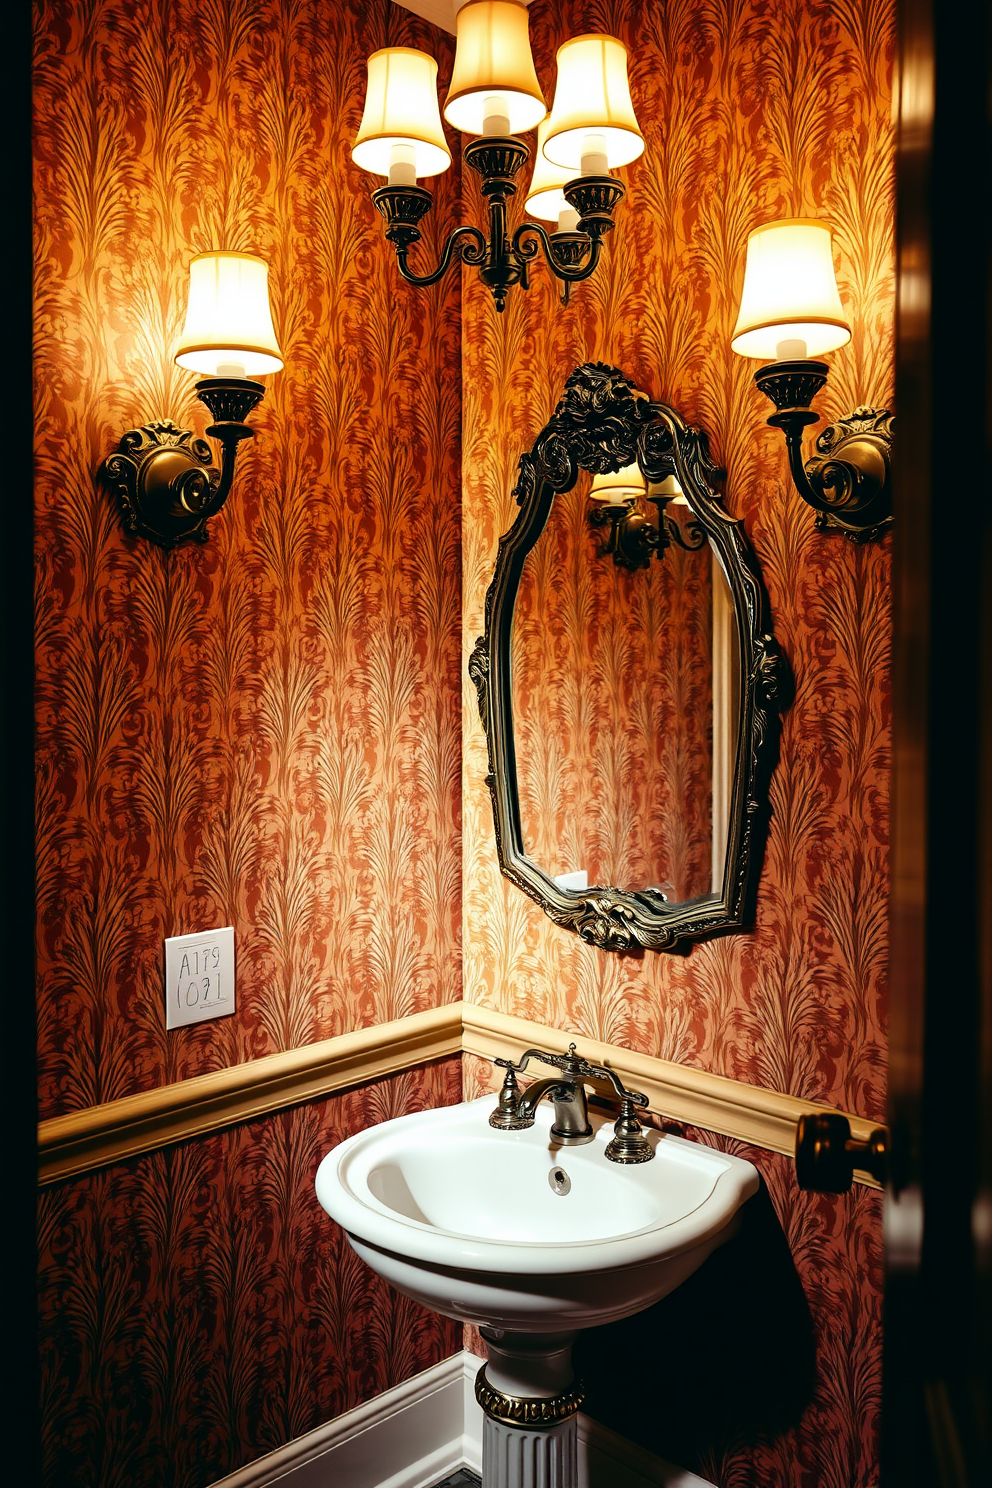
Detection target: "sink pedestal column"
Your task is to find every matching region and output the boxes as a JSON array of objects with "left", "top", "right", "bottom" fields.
[{"left": 476, "top": 1330, "right": 583, "bottom": 1488}]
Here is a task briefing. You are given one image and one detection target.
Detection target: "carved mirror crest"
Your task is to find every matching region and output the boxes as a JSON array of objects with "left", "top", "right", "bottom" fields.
[{"left": 469, "top": 361, "right": 789, "bottom": 953}]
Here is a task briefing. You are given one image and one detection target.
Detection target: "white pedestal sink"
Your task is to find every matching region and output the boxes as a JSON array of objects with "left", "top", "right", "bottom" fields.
[{"left": 316, "top": 1095, "right": 758, "bottom": 1488}]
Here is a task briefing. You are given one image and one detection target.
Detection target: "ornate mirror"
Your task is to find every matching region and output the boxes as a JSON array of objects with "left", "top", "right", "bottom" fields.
[{"left": 469, "top": 362, "right": 788, "bottom": 952}]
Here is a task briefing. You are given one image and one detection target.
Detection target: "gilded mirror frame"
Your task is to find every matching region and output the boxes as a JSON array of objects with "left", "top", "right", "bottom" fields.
[{"left": 468, "top": 361, "right": 789, "bottom": 953}]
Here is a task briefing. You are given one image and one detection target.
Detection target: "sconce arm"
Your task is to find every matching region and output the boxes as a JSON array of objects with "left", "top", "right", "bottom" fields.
[
  {"left": 187, "top": 422, "right": 251, "bottom": 517},
  {"left": 777, "top": 413, "right": 835, "bottom": 513},
  {"left": 754, "top": 360, "right": 894, "bottom": 541}
]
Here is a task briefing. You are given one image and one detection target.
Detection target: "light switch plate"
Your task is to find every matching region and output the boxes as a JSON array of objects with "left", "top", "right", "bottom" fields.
[{"left": 165, "top": 926, "right": 235, "bottom": 1030}]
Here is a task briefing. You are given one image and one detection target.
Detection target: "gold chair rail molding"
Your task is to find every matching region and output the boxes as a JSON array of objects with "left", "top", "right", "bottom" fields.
[{"left": 38, "top": 1000, "right": 882, "bottom": 1188}]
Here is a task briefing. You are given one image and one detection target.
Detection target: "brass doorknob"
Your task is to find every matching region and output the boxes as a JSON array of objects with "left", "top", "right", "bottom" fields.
[{"left": 794, "top": 1112, "right": 888, "bottom": 1192}]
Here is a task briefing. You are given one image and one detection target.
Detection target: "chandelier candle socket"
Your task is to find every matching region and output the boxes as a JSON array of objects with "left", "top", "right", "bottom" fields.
[
  {"left": 102, "top": 251, "right": 282, "bottom": 547},
  {"left": 732, "top": 217, "right": 893, "bottom": 542},
  {"left": 352, "top": 8, "right": 641, "bottom": 310}
]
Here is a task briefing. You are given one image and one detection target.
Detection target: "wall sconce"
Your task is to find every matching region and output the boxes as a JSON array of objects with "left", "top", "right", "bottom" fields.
[
  {"left": 352, "top": 2, "right": 644, "bottom": 312},
  {"left": 732, "top": 219, "right": 893, "bottom": 541},
  {"left": 102, "top": 251, "right": 283, "bottom": 548},
  {"left": 588, "top": 467, "right": 707, "bottom": 569}
]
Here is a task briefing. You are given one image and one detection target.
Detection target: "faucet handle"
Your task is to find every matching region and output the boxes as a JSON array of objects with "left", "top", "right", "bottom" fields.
[
  {"left": 493, "top": 1046, "right": 565, "bottom": 1075},
  {"left": 568, "top": 1053, "right": 650, "bottom": 1110},
  {"left": 605, "top": 1094, "right": 655, "bottom": 1164},
  {"left": 488, "top": 1065, "right": 536, "bottom": 1130}
]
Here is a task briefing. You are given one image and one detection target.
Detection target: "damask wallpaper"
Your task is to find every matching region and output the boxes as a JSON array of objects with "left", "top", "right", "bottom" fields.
[
  {"left": 33, "top": 0, "right": 462, "bottom": 1123},
  {"left": 39, "top": 1062, "right": 463, "bottom": 1488},
  {"left": 34, "top": 2, "right": 463, "bottom": 1485},
  {"left": 34, "top": 0, "right": 895, "bottom": 1484},
  {"left": 461, "top": 0, "right": 893, "bottom": 1483}
]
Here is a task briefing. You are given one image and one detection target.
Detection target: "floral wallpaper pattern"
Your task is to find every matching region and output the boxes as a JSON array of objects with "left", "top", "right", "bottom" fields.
[
  {"left": 34, "top": 0, "right": 895, "bottom": 1483},
  {"left": 461, "top": 0, "right": 893, "bottom": 1483},
  {"left": 33, "top": 0, "right": 462, "bottom": 1122},
  {"left": 39, "top": 1061, "right": 463, "bottom": 1488},
  {"left": 34, "top": 2, "right": 464, "bottom": 1484}
]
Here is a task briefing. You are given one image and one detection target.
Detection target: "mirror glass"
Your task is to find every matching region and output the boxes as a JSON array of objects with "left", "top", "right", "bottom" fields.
[{"left": 510, "top": 480, "right": 740, "bottom": 907}]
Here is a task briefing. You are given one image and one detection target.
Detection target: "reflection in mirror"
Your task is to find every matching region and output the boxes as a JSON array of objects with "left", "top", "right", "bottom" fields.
[{"left": 511, "top": 479, "right": 740, "bottom": 907}]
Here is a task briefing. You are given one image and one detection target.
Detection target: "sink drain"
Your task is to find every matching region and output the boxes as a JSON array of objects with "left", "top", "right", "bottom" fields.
[{"left": 548, "top": 1166, "right": 571, "bottom": 1195}]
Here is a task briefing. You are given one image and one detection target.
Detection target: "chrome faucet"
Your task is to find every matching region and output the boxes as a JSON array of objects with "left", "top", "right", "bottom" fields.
[{"left": 489, "top": 1043, "right": 655, "bottom": 1164}]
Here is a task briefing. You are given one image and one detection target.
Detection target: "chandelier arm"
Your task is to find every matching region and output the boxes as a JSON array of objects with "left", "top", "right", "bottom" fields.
[
  {"left": 510, "top": 221, "right": 602, "bottom": 283},
  {"left": 394, "top": 224, "right": 488, "bottom": 287}
]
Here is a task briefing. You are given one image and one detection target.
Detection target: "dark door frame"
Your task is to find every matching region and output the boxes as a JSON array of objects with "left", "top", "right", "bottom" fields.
[
  {"left": 887, "top": 0, "right": 992, "bottom": 1481},
  {"left": 3, "top": 3, "right": 38, "bottom": 1482}
]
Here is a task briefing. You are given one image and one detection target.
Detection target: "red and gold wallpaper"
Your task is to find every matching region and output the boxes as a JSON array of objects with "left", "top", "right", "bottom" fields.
[
  {"left": 35, "top": 0, "right": 895, "bottom": 1483},
  {"left": 33, "top": 0, "right": 462, "bottom": 1122},
  {"left": 461, "top": 0, "right": 893, "bottom": 1483},
  {"left": 512, "top": 482, "right": 714, "bottom": 898},
  {"left": 39, "top": 1061, "right": 463, "bottom": 1488},
  {"left": 34, "top": 2, "right": 464, "bottom": 1485}
]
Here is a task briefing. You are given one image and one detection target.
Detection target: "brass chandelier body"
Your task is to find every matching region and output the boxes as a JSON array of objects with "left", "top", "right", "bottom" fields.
[{"left": 372, "top": 137, "right": 625, "bottom": 312}]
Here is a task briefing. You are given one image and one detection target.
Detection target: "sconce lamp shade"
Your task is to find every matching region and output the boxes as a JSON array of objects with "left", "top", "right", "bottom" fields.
[
  {"left": 353, "top": 48, "right": 452, "bottom": 178},
  {"left": 731, "top": 219, "right": 851, "bottom": 360},
  {"left": 444, "top": 1, "right": 546, "bottom": 136},
  {"left": 588, "top": 461, "right": 646, "bottom": 505},
  {"left": 525, "top": 118, "right": 578, "bottom": 219},
  {"left": 174, "top": 252, "right": 283, "bottom": 377},
  {"left": 543, "top": 35, "right": 644, "bottom": 170}
]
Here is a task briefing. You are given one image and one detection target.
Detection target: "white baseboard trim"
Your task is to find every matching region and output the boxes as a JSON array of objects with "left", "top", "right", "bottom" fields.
[{"left": 209, "top": 1351, "right": 715, "bottom": 1488}]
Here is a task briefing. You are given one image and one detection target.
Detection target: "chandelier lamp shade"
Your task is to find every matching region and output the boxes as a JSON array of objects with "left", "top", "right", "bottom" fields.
[
  {"left": 352, "top": 2, "right": 644, "bottom": 311},
  {"left": 101, "top": 251, "right": 283, "bottom": 548},
  {"left": 352, "top": 48, "right": 452, "bottom": 182},
  {"left": 443, "top": 0, "right": 546, "bottom": 135},
  {"left": 732, "top": 218, "right": 893, "bottom": 541},
  {"left": 524, "top": 118, "right": 581, "bottom": 230},
  {"left": 542, "top": 33, "right": 644, "bottom": 173}
]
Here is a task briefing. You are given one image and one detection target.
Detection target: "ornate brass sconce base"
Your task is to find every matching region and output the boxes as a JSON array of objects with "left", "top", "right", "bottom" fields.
[
  {"left": 755, "top": 359, "right": 894, "bottom": 542},
  {"left": 101, "top": 378, "right": 264, "bottom": 548}
]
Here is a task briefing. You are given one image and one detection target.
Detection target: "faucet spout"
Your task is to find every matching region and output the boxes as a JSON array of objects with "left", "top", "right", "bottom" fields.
[
  {"left": 518, "top": 1076, "right": 594, "bottom": 1146},
  {"left": 516, "top": 1077, "right": 570, "bottom": 1115}
]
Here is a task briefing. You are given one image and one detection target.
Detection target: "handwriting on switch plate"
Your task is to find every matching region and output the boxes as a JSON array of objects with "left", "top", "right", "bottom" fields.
[{"left": 165, "top": 927, "right": 235, "bottom": 1030}]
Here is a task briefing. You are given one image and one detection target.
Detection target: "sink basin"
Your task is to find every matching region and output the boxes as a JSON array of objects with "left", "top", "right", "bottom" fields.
[{"left": 316, "top": 1094, "right": 759, "bottom": 1333}]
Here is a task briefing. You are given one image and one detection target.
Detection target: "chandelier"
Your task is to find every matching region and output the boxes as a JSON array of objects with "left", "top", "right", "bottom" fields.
[{"left": 352, "top": 2, "right": 644, "bottom": 312}]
